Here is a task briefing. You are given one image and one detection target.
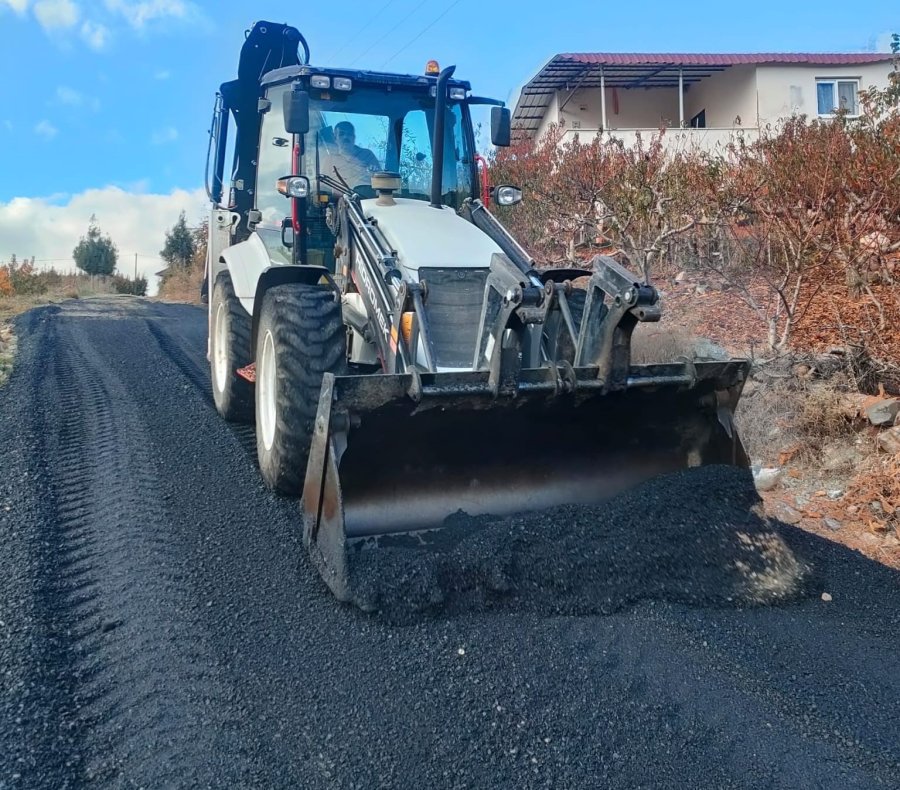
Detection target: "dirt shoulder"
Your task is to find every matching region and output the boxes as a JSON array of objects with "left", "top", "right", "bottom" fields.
[
  {"left": 1, "top": 296, "right": 71, "bottom": 386},
  {"left": 656, "top": 275, "right": 900, "bottom": 571}
]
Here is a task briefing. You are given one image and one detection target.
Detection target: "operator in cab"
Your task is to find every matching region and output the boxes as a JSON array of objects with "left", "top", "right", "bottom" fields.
[{"left": 320, "top": 121, "right": 381, "bottom": 188}]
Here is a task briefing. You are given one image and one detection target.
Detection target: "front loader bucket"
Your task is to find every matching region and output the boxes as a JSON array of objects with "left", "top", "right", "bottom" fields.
[{"left": 302, "top": 360, "right": 750, "bottom": 602}]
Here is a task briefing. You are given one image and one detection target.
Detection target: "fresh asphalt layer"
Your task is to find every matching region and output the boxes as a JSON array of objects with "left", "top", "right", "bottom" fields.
[{"left": 1, "top": 297, "right": 898, "bottom": 789}]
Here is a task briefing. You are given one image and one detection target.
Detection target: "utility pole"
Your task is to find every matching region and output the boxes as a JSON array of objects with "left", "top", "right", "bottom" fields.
[{"left": 134, "top": 252, "right": 138, "bottom": 281}]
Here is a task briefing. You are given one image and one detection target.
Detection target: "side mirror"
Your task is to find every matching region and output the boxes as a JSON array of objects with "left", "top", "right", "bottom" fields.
[
  {"left": 281, "top": 217, "right": 294, "bottom": 248},
  {"left": 491, "top": 106, "right": 511, "bottom": 147},
  {"left": 283, "top": 88, "right": 310, "bottom": 135}
]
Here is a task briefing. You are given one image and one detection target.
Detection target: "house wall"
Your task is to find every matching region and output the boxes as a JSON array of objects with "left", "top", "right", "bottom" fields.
[
  {"left": 550, "top": 65, "right": 758, "bottom": 131},
  {"left": 556, "top": 86, "right": 680, "bottom": 130},
  {"left": 531, "top": 60, "right": 893, "bottom": 141},
  {"left": 682, "top": 65, "right": 758, "bottom": 127},
  {"left": 756, "top": 63, "right": 892, "bottom": 123}
]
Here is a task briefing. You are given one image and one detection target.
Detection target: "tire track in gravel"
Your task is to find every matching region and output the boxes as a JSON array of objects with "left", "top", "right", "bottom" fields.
[
  {"left": 9, "top": 304, "right": 254, "bottom": 787},
  {"left": 145, "top": 313, "right": 212, "bottom": 403},
  {"left": 143, "top": 305, "right": 259, "bottom": 463}
]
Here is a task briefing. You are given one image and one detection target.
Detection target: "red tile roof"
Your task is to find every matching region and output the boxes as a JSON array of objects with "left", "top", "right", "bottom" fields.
[{"left": 558, "top": 53, "right": 894, "bottom": 66}]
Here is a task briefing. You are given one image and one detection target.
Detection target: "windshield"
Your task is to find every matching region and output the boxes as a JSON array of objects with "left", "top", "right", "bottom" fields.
[{"left": 302, "top": 86, "right": 474, "bottom": 208}]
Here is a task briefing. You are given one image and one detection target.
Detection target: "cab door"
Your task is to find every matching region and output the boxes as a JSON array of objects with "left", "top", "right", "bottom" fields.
[{"left": 255, "top": 84, "right": 293, "bottom": 265}]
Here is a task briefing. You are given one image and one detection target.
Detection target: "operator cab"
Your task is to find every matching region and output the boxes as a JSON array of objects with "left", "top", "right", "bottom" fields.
[{"left": 255, "top": 65, "right": 478, "bottom": 272}]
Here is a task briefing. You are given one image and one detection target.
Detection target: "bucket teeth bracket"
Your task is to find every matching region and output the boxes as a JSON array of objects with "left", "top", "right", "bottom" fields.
[
  {"left": 575, "top": 255, "right": 661, "bottom": 391},
  {"left": 474, "top": 253, "right": 558, "bottom": 398}
]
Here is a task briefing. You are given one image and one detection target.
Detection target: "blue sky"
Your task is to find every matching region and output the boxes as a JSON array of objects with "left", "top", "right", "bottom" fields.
[{"left": 0, "top": 0, "right": 896, "bottom": 280}]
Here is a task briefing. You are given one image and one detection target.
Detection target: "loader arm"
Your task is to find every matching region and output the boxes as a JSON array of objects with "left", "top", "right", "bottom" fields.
[{"left": 338, "top": 195, "right": 413, "bottom": 373}]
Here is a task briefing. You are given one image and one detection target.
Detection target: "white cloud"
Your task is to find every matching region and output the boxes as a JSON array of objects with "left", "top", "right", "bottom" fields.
[
  {"left": 154, "top": 69, "right": 171, "bottom": 80},
  {"left": 55, "top": 85, "right": 100, "bottom": 110},
  {"left": 34, "top": 120, "right": 59, "bottom": 139},
  {"left": 80, "top": 19, "right": 109, "bottom": 50},
  {"left": 151, "top": 126, "right": 178, "bottom": 145},
  {"left": 0, "top": 0, "right": 30, "bottom": 13},
  {"left": 104, "top": 0, "right": 191, "bottom": 30},
  {"left": 56, "top": 85, "right": 83, "bottom": 105},
  {"left": 0, "top": 186, "right": 207, "bottom": 294},
  {"left": 33, "top": 0, "right": 79, "bottom": 29}
]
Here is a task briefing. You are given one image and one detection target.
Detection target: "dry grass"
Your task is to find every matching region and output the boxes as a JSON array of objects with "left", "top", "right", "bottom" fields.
[
  {"left": 0, "top": 294, "right": 57, "bottom": 323},
  {"left": 0, "top": 322, "right": 15, "bottom": 386},
  {"left": 735, "top": 377, "right": 857, "bottom": 467},
  {"left": 793, "top": 384, "right": 858, "bottom": 463},
  {"left": 735, "top": 378, "right": 799, "bottom": 465},
  {"left": 157, "top": 264, "right": 204, "bottom": 304}
]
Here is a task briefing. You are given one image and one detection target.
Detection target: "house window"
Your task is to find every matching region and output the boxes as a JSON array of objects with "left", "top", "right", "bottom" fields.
[{"left": 816, "top": 79, "right": 859, "bottom": 116}]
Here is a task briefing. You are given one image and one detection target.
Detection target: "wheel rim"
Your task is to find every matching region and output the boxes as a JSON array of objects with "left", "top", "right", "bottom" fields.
[
  {"left": 259, "top": 330, "right": 277, "bottom": 452},
  {"left": 213, "top": 302, "right": 228, "bottom": 393}
]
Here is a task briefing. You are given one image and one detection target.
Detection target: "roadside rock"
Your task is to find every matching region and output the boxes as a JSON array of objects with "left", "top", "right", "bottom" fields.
[
  {"left": 865, "top": 398, "right": 900, "bottom": 427},
  {"left": 876, "top": 426, "right": 900, "bottom": 455},
  {"left": 822, "top": 517, "right": 843, "bottom": 532},
  {"left": 752, "top": 466, "right": 783, "bottom": 492},
  {"left": 773, "top": 503, "right": 803, "bottom": 525}
]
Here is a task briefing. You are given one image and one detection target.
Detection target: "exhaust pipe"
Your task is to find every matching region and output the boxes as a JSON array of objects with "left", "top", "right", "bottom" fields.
[{"left": 430, "top": 65, "right": 456, "bottom": 209}]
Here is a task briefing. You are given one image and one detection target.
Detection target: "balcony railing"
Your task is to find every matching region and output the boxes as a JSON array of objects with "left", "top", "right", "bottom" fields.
[{"left": 559, "top": 126, "right": 759, "bottom": 152}]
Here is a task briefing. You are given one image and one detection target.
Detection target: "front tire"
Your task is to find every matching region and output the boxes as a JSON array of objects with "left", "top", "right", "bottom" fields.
[
  {"left": 255, "top": 284, "right": 346, "bottom": 495},
  {"left": 210, "top": 273, "right": 254, "bottom": 422}
]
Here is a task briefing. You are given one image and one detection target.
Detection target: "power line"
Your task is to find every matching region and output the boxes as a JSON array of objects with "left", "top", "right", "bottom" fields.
[
  {"left": 327, "top": 0, "right": 400, "bottom": 64},
  {"left": 347, "top": 0, "right": 431, "bottom": 68},
  {"left": 380, "top": 0, "right": 466, "bottom": 69}
]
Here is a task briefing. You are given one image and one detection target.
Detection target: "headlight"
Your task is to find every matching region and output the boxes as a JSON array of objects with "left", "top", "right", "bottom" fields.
[
  {"left": 310, "top": 75, "right": 330, "bottom": 89},
  {"left": 449, "top": 87, "right": 466, "bottom": 100},
  {"left": 333, "top": 77, "right": 352, "bottom": 91},
  {"left": 494, "top": 185, "right": 523, "bottom": 206},
  {"left": 276, "top": 175, "right": 310, "bottom": 199}
]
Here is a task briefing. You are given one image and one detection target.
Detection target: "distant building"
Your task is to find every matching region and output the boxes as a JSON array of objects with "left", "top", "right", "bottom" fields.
[{"left": 513, "top": 53, "right": 895, "bottom": 149}]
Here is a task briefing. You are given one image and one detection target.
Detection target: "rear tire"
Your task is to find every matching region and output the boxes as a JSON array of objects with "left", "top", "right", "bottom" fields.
[
  {"left": 210, "top": 273, "right": 254, "bottom": 422},
  {"left": 255, "top": 284, "right": 347, "bottom": 495}
]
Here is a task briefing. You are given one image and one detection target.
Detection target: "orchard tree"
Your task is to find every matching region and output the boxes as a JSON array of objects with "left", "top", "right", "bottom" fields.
[
  {"left": 491, "top": 125, "right": 723, "bottom": 277},
  {"left": 160, "top": 211, "right": 195, "bottom": 270},
  {"left": 73, "top": 215, "right": 118, "bottom": 276}
]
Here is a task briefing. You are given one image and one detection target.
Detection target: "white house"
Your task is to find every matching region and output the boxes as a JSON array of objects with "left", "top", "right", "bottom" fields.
[{"left": 513, "top": 53, "right": 895, "bottom": 149}]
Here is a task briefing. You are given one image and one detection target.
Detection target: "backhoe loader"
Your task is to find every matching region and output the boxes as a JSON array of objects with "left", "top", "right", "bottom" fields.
[{"left": 205, "top": 21, "right": 750, "bottom": 601}]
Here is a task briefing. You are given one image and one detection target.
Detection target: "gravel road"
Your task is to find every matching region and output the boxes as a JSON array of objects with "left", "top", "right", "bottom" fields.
[{"left": 1, "top": 297, "right": 898, "bottom": 789}]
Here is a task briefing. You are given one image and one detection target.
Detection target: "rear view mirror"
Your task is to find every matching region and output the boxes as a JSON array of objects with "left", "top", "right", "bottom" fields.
[
  {"left": 491, "top": 106, "right": 511, "bottom": 147},
  {"left": 283, "top": 88, "right": 310, "bottom": 135}
]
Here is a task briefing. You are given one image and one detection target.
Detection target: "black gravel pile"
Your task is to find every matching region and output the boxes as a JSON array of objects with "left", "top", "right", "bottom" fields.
[
  {"left": 349, "top": 465, "right": 813, "bottom": 621},
  {"left": 3, "top": 298, "right": 898, "bottom": 789}
]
